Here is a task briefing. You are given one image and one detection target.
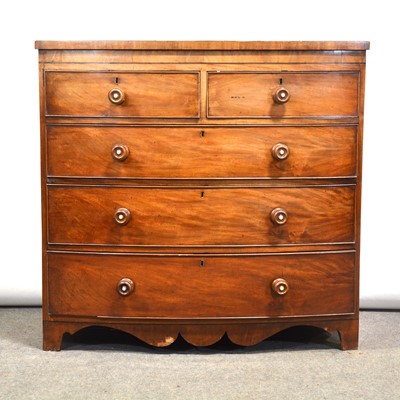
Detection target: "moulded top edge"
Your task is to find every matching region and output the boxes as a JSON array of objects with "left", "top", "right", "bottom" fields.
[{"left": 34, "top": 40, "right": 370, "bottom": 51}]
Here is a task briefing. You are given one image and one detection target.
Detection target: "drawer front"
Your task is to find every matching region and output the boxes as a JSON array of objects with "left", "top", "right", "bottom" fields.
[
  {"left": 208, "top": 72, "right": 358, "bottom": 118},
  {"left": 48, "top": 252, "right": 355, "bottom": 318},
  {"left": 45, "top": 71, "right": 200, "bottom": 118},
  {"left": 48, "top": 186, "right": 355, "bottom": 246},
  {"left": 47, "top": 125, "right": 357, "bottom": 178}
]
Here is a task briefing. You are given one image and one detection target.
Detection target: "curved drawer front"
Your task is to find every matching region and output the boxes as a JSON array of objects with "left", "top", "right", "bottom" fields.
[
  {"left": 47, "top": 186, "right": 355, "bottom": 246},
  {"left": 45, "top": 71, "right": 200, "bottom": 118},
  {"left": 208, "top": 72, "right": 359, "bottom": 118},
  {"left": 48, "top": 252, "right": 355, "bottom": 318},
  {"left": 47, "top": 125, "right": 357, "bottom": 178}
]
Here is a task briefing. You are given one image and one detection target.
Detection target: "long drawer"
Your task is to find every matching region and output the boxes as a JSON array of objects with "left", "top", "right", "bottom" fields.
[
  {"left": 47, "top": 125, "right": 357, "bottom": 178},
  {"left": 47, "top": 186, "right": 355, "bottom": 246},
  {"left": 47, "top": 252, "right": 355, "bottom": 318},
  {"left": 45, "top": 71, "right": 200, "bottom": 118},
  {"left": 208, "top": 72, "right": 359, "bottom": 118}
]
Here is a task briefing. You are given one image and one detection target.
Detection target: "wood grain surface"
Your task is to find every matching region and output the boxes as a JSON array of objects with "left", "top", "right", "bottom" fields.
[
  {"left": 47, "top": 252, "right": 355, "bottom": 318},
  {"left": 47, "top": 125, "right": 357, "bottom": 178},
  {"left": 35, "top": 40, "right": 370, "bottom": 51},
  {"left": 45, "top": 72, "right": 200, "bottom": 118},
  {"left": 47, "top": 186, "right": 355, "bottom": 246},
  {"left": 208, "top": 72, "right": 359, "bottom": 118}
]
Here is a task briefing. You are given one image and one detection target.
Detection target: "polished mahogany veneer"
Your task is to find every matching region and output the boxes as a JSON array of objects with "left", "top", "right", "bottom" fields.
[
  {"left": 207, "top": 72, "right": 359, "bottom": 118},
  {"left": 45, "top": 72, "right": 200, "bottom": 118},
  {"left": 36, "top": 40, "right": 369, "bottom": 351},
  {"left": 48, "top": 252, "right": 355, "bottom": 318},
  {"left": 47, "top": 186, "right": 355, "bottom": 246},
  {"left": 47, "top": 126, "right": 357, "bottom": 178}
]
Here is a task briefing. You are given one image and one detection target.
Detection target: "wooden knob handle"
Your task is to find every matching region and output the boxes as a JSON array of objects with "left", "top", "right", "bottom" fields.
[
  {"left": 270, "top": 208, "right": 288, "bottom": 225},
  {"left": 273, "top": 87, "right": 290, "bottom": 104},
  {"left": 112, "top": 144, "right": 130, "bottom": 161},
  {"left": 271, "top": 143, "right": 289, "bottom": 161},
  {"left": 114, "top": 208, "right": 131, "bottom": 225},
  {"left": 272, "top": 278, "right": 289, "bottom": 295},
  {"left": 108, "top": 88, "right": 125, "bottom": 105},
  {"left": 117, "top": 278, "right": 134, "bottom": 296}
]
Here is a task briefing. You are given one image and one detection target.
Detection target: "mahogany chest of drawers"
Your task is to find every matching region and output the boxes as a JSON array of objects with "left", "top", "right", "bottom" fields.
[{"left": 35, "top": 41, "right": 369, "bottom": 351}]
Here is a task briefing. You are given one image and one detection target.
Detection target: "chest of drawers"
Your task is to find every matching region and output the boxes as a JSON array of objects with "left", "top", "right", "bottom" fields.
[{"left": 36, "top": 41, "right": 369, "bottom": 351}]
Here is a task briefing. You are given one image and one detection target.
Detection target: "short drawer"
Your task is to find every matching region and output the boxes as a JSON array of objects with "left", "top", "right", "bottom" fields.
[
  {"left": 47, "top": 125, "right": 357, "bottom": 178},
  {"left": 45, "top": 71, "right": 200, "bottom": 118},
  {"left": 47, "top": 186, "right": 355, "bottom": 246},
  {"left": 208, "top": 72, "right": 358, "bottom": 118},
  {"left": 47, "top": 252, "right": 355, "bottom": 318}
]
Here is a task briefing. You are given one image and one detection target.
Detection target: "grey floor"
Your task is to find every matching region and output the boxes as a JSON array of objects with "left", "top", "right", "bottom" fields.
[{"left": 0, "top": 309, "right": 399, "bottom": 400}]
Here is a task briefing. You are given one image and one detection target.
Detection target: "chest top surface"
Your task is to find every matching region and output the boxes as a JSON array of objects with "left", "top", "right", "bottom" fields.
[{"left": 35, "top": 40, "right": 370, "bottom": 51}]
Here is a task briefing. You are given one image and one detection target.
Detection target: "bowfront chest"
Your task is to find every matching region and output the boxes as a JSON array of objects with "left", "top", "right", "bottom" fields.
[{"left": 35, "top": 41, "right": 369, "bottom": 350}]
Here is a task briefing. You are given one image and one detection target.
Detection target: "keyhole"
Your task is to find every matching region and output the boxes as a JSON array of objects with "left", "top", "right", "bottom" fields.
[
  {"left": 200, "top": 191, "right": 205, "bottom": 198},
  {"left": 200, "top": 130, "right": 205, "bottom": 138},
  {"left": 115, "top": 77, "right": 119, "bottom": 84},
  {"left": 279, "top": 78, "right": 283, "bottom": 85},
  {"left": 199, "top": 260, "right": 205, "bottom": 267}
]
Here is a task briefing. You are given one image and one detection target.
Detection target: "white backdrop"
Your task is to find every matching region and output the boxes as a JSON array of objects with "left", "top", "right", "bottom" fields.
[{"left": 0, "top": 0, "right": 399, "bottom": 308}]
